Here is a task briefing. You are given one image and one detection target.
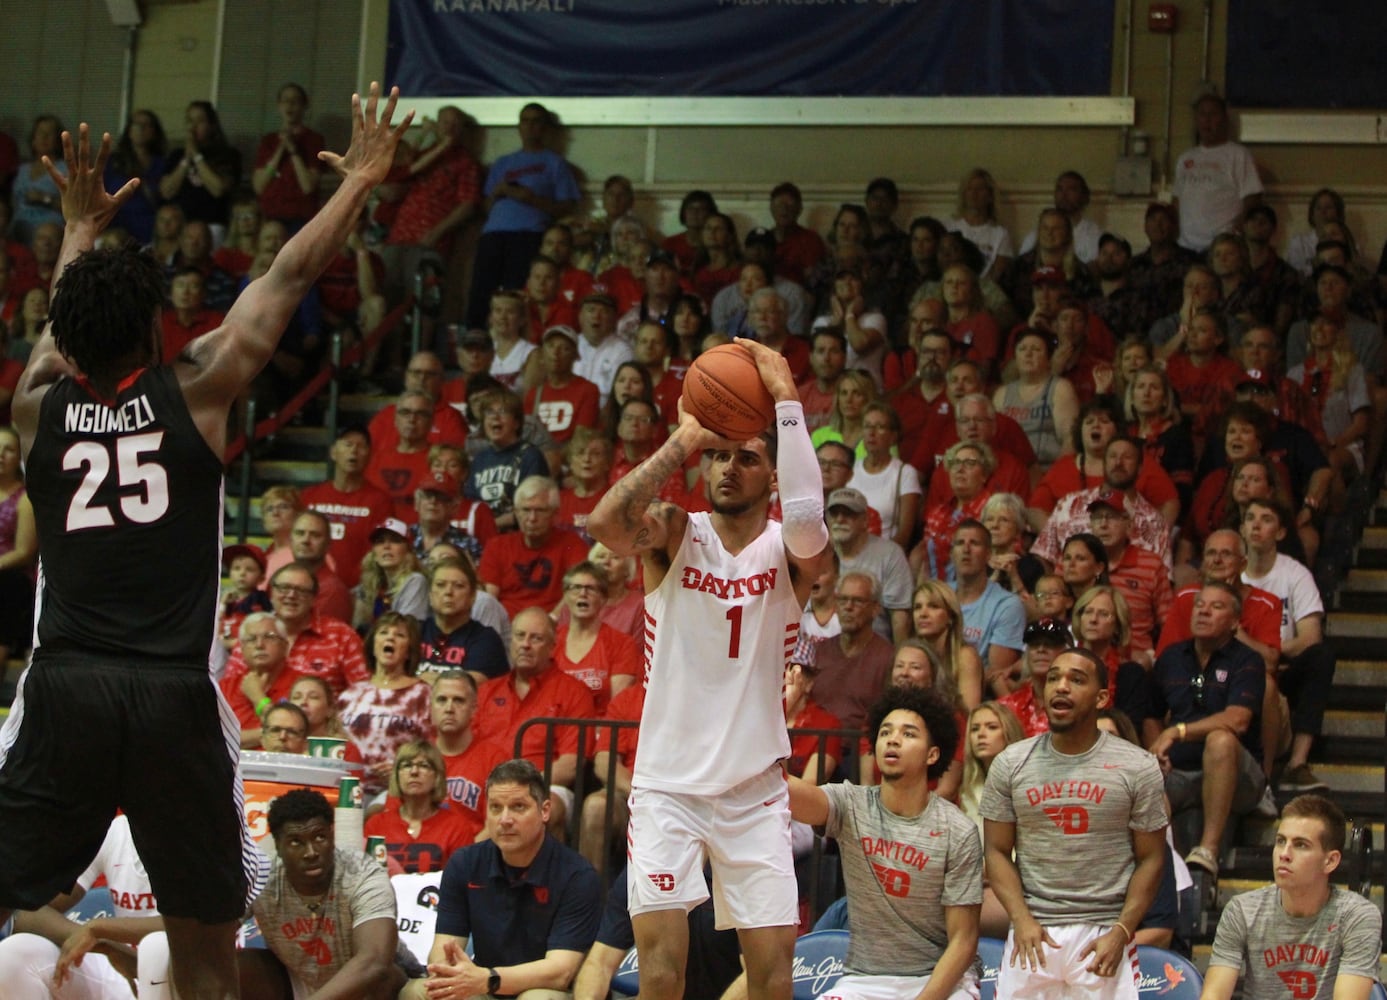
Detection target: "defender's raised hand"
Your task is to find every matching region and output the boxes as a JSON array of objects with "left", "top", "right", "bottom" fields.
[
  {"left": 319, "top": 82, "right": 414, "bottom": 186},
  {"left": 44, "top": 124, "right": 139, "bottom": 233}
]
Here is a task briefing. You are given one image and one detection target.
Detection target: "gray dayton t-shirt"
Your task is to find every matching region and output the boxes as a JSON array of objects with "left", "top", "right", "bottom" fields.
[
  {"left": 253, "top": 849, "right": 398, "bottom": 993},
  {"left": 1210, "top": 885, "right": 1382, "bottom": 999},
  {"left": 823, "top": 783, "right": 983, "bottom": 977},
  {"left": 979, "top": 731, "right": 1167, "bottom": 925}
]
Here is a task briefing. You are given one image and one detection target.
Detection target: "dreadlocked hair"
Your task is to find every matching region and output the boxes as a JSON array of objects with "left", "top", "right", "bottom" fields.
[{"left": 49, "top": 245, "right": 166, "bottom": 382}]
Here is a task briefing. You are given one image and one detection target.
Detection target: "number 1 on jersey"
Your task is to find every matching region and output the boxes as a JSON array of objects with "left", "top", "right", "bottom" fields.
[{"left": 725, "top": 605, "right": 743, "bottom": 657}]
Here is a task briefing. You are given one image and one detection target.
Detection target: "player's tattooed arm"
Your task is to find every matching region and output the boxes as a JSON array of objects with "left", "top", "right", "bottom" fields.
[{"left": 589, "top": 433, "right": 693, "bottom": 558}]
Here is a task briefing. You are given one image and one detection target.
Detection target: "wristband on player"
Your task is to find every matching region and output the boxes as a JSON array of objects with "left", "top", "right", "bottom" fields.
[
  {"left": 1113, "top": 920, "right": 1134, "bottom": 943},
  {"left": 256, "top": 696, "right": 272, "bottom": 717},
  {"left": 774, "top": 400, "right": 828, "bottom": 558}
]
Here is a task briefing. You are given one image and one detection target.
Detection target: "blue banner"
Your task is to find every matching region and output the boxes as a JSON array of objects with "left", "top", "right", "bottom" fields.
[{"left": 387, "top": 1, "right": 1114, "bottom": 98}]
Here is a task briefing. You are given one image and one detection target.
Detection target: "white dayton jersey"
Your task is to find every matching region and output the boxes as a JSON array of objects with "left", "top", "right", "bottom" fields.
[{"left": 637, "top": 512, "right": 798, "bottom": 795}]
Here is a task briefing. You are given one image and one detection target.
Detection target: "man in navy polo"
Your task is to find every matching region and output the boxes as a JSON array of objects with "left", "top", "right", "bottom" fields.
[{"left": 401, "top": 759, "right": 602, "bottom": 999}]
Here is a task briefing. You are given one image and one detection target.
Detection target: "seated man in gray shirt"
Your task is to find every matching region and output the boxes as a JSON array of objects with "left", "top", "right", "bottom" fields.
[
  {"left": 788, "top": 684, "right": 983, "bottom": 999},
  {"left": 1202, "top": 794, "right": 1382, "bottom": 1000},
  {"left": 239, "top": 789, "right": 403, "bottom": 999}
]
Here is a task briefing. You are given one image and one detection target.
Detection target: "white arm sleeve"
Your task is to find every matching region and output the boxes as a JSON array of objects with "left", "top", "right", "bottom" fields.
[{"left": 775, "top": 400, "right": 829, "bottom": 559}]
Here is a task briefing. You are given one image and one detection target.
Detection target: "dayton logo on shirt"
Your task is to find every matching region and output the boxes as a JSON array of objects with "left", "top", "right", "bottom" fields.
[
  {"left": 679, "top": 566, "right": 778, "bottom": 599},
  {"left": 1026, "top": 779, "right": 1108, "bottom": 835},
  {"left": 1276, "top": 970, "right": 1319, "bottom": 999},
  {"left": 861, "top": 837, "right": 930, "bottom": 897}
]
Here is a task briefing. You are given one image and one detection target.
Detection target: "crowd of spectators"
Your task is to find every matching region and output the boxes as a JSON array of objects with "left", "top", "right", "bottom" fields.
[{"left": 2, "top": 84, "right": 1382, "bottom": 991}]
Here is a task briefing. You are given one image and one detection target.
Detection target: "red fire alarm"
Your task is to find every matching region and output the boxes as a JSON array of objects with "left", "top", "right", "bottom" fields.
[{"left": 1149, "top": 4, "right": 1177, "bottom": 33}]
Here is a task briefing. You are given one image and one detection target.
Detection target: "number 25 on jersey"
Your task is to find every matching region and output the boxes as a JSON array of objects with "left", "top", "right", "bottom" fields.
[{"left": 63, "top": 432, "right": 171, "bottom": 531}]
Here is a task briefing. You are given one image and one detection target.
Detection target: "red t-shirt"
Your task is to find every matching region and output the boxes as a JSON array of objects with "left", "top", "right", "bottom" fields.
[
  {"left": 525, "top": 376, "right": 601, "bottom": 444},
  {"left": 923, "top": 448, "right": 1032, "bottom": 508},
  {"left": 556, "top": 488, "right": 602, "bottom": 540},
  {"left": 693, "top": 264, "right": 740, "bottom": 305},
  {"left": 786, "top": 700, "right": 844, "bottom": 778},
  {"left": 1165, "top": 353, "right": 1243, "bottom": 440},
  {"left": 592, "top": 682, "right": 645, "bottom": 770},
  {"left": 440, "top": 737, "right": 511, "bottom": 841},
  {"left": 1027, "top": 455, "right": 1178, "bottom": 515},
  {"left": 474, "top": 667, "right": 597, "bottom": 767},
  {"left": 908, "top": 415, "right": 1038, "bottom": 485},
  {"left": 363, "top": 799, "right": 476, "bottom": 873},
  {"left": 1156, "top": 584, "right": 1283, "bottom": 656},
  {"left": 365, "top": 445, "right": 434, "bottom": 520},
  {"left": 797, "top": 378, "right": 836, "bottom": 431},
  {"left": 527, "top": 298, "right": 579, "bottom": 341},
  {"left": 949, "top": 313, "right": 1001, "bottom": 372},
  {"left": 595, "top": 266, "right": 643, "bottom": 315},
  {"left": 212, "top": 246, "right": 253, "bottom": 279},
  {"left": 894, "top": 387, "right": 953, "bottom": 461},
  {"left": 219, "top": 666, "right": 304, "bottom": 732},
  {"left": 302, "top": 481, "right": 395, "bottom": 589},
  {"left": 662, "top": 233, "right": 697, "bottom": 275},
  {"left": 313, "top": 566, "right": 355, "bottom": 625},
  {"left": 317, "top": 248, "right": 386, "bottom": 318},
  {"left": 651, "top": 370, "right": 684, "bottom": 428},
  {"left": 556, "top": 266, "right": 594, "bottom": 314},
  {"left": 774, "top": 225, "right": 827, "bottom": 287},
  {"left": 160, "top": 308, "right": 223, "bottom": 362},
  {"left": 254, "top": 127, "right": 324, "bottom": 223},
  {"left": 773, "top": 335, "right": 812, "bottom": 385},
  {"left": 367, "top": 401, "right": 467, "bottom": 456},
  {"left": 554, "top": 623, "right": 641, "bottom": 713},
  {"left": 478, "top": 529, "right": 591, "bottom": 618}
]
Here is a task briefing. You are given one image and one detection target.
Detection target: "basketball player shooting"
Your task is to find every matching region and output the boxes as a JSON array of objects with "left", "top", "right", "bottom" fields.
[
  {"left": 0, "top": 86, "right": 410, "bottom": 998},
  {"left": 588, "top": 338, "right": 832, "bottom": 1000}
]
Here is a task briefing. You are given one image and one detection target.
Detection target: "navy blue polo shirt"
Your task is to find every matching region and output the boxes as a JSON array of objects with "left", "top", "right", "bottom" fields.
[
  {"left": 597, "top": 866, "right": 742, "bottom": 1000},
  {"left": 435, "top": 834, "right": 601, "bottom": 973},
  {"left": 1149, "top": 636, "right": 1264, "bottom": 770}
]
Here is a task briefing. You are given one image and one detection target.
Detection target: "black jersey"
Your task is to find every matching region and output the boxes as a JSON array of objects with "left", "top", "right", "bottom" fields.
[{"left": 25, "top": 367, "right": 222, "bottom": 662}]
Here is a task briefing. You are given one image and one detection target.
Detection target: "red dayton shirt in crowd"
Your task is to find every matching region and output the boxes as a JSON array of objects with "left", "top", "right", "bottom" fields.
[
  {"left": 441, "top": 737, "right": 510, "bottom": 842},
  {"left": 479, "top": 528, "right": 592, "bottom": 618},
  {"left": 363, "top": 798, "right": 476, "bottom": 874},
  {"left": 554, "top": 622, "right": 640, "bottom": 714},
  {"left": 365, "top": 445, "right": 433, "bottom": 521},
  {"left": 526, "top": 376, "right": 601, "bottom": 445},
  {"left": 474, "top": 666, "right": 596, "bottom": 768},
  {"left": 302, "top": 480, "right": 394, "bottom": 589}
]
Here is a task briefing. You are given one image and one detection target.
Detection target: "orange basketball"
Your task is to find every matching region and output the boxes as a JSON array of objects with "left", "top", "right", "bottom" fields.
[{"left": 681, "top": 343, "right": 776, "bottom": 440}]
